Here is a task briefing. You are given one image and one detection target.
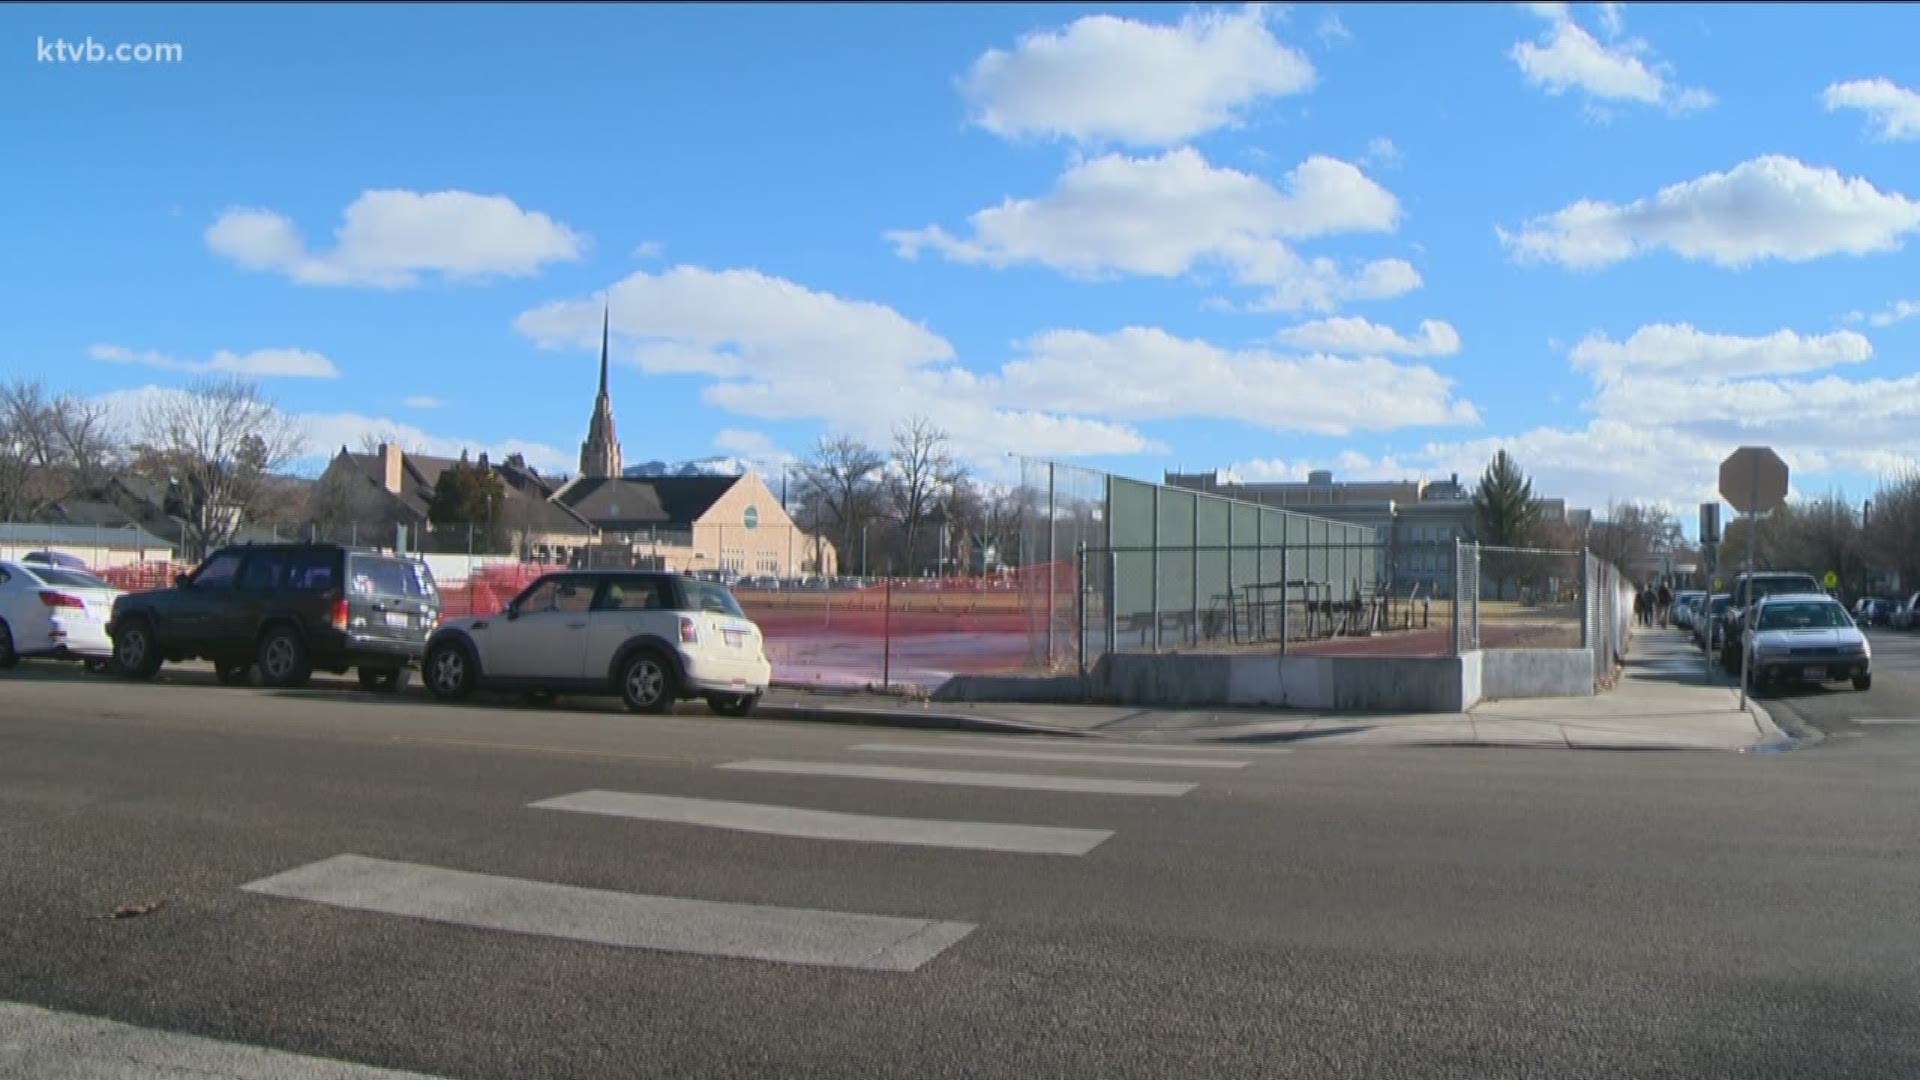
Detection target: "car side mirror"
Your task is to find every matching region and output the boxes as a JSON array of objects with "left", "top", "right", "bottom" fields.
[{"left": 504, "top": 602, "right": 519, "bottom": 620}]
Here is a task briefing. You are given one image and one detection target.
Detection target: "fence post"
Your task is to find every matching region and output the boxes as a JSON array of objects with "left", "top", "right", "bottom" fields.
[
  {"left": 1579, "top": 548, "right": 1591, "bottom": 650},
  {"left": 1045, "top": 462, "right": 1056, "bottom": 664},
  {"left": 1076, "top": 542, "right": 1087, "bottom": 678},
  {"left": 882, "top": 576, "right": 892, "bottom": 690},
  {"left": 1106, "top": 549, "right": 1118, "bottom": 664},
  {"left": 1150, "top": 486, "right": 1161, "bottom": 653},
  {"left": 1451, "top": 540, "right": 1463, "bottom": 656},
  {"left": 1278, "top": 545, "right": 1289, "bottom": 655},
  {"left": 1471, "top": 543, "right": 1481, "bottom": 650}
]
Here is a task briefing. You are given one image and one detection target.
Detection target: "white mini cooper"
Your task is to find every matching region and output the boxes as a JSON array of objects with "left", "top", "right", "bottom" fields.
[{"left": 424, "top": 570, "right": 771, "bottom": 715}]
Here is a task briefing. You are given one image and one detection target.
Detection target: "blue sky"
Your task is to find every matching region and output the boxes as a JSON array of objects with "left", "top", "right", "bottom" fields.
[{"left": 6, "top": 2, "right": 1919, "bottom": 536}]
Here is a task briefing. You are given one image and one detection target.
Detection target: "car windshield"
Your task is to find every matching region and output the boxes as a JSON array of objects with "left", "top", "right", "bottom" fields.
[
  {"left": 681, "top": 580, "right": 745, "bottom": 617},
  {"left": 1757, "top": 601, "right": 1851, "bottom": 631},
  {"left": 27, "top": 567, "right": 113, "bottom": 590}
]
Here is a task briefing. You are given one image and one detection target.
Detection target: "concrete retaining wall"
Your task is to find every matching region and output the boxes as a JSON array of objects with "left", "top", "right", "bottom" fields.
[
  {"left": 1480, "top": 648, "right": 1593, "bottom": 700},
  {"left": 937, "top": 651, "right": 1487, "bottom": 713}
]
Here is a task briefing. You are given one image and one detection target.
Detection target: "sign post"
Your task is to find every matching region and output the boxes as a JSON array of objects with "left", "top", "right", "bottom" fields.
[{"left": 1719, "top": 447, "right": 1789, "bottom": 713}]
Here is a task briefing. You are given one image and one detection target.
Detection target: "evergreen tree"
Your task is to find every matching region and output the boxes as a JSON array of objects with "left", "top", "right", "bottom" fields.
[
  {"left": 1472, "top": 449, "right": 1542, "bottom": 546},
  {"left": 428, "top": 452, "right": 507, "bottom": 551}
]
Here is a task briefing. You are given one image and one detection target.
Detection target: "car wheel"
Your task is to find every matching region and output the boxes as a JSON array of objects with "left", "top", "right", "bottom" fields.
[
  {"left": 425, "top": 642, "right": 477, "bottom": 701},
  {"left": 214, "top": 659, "right": 253, "bottom": 686},
  {"left": 358, "top": 666, "right": 411, "bottom": 693},
  {"left": 0, "top": 620, "right": 16, "bottom": 670},
  {"left": 256, "top": 626, "right": 313, "bottom": 689},
  {"left": 620, "top": 652, "right": 676, "bottom": 714},
  {"left": 113, "top": 618, "right": 162, "bottom": 679},
  {"left": 1854, "top": 673, "right": 1872, "bottom": 692},
  {"left": 706, "top": 691, "right": 760, "bottom": 718}
]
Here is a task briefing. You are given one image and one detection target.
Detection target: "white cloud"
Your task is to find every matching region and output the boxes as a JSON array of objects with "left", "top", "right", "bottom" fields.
[
  {"left": 632, "top": 240, "right": 665, "bottom": 260},
  {"left": 1823, "top": 78, "right": 1920, "bottom": 141},
  {"left": 1511, "top": 4, "right": 1712, "bottom": 114},
  {"left": 888, "top": 148, "right": 1415, "bottom": 312},
  {"left": 1595, "top": 2, "right": 1625, "bottom": 37},
  {"left": 712, "top": 428, "right": 790, "bottom": 462},
  {"left": 1499, "top": 155, "right": 1920, "bottom": 269},
  {"left": 961, "top": 5, "right": 1314, "bottom": 147},
  {"left": 402, "top": 395, "right": 445, "bottom": 409},
  {"left": 89, "top": 343, "right": 339, "bottom": 379},
  {"left": 1274, "top": 316, "right": 1461, "bottom": 356},
  {"left": 90, "top": 385, "right": 572, "bottom": 475},
  {"left": 206, "top": 189, "right": 585, "bottom": 288},
  {"left": 1865, "top": 298, "right": 1920, "bottom": 327},
  {"left": 513, "top": 267, "right": 1474, "bottom": 469},
  {"left": 1568, "top": 324, "right": 1873, "bottom": 380},
  {"left": 996, "top": 327, "right": 1479, "bottom": 436},
  {"left": 1316, "top": 12, "right": 1351, "bottom": 45},
  {"left": 1362, "top": 136, "right": 1403, "bottom": 170}
]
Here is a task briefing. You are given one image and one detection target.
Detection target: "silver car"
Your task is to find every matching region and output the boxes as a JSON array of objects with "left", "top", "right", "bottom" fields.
[{"left": 1743, "top": 592, "right": 1871, "bottom": 692}]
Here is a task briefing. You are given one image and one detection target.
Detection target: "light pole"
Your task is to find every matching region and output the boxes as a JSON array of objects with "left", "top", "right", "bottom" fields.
[{"left": 861, "top": 523, "right": 869, "bottom": 579}]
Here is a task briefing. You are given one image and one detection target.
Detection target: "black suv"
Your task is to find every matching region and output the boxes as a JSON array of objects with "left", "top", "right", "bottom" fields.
[
  {"left": 107, "top": 543, "right": 440, "bottom": 690},
  {"left": 1717, "top": 570, "right": 1822, "bottom": 672}
]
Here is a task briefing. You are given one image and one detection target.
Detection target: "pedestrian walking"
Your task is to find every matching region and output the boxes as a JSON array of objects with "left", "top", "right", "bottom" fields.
[
  {"left": 1634, "top": 587, "right": 1649, "bottom": 627},
  {"left": 1657, "top": 583, "right": 1673, "bottom": 627}
]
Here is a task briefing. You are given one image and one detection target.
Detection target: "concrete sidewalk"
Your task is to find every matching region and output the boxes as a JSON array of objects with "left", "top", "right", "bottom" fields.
[{"left": 759, "top": 628, "right": 1786, "bottom": 751}]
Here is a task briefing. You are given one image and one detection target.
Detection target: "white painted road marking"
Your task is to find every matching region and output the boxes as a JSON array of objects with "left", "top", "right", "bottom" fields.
[
  {"left": 1849, "top": 718, "right": 1920, "bottom": 724},
  {"left": 717, "top": 759, "right": 1196, "bottom": 796},
  {"left": 848, "top": 742, "right": 1250, "bottom": 769},
  {"left": 240, "top": 854, "right": 974, "bottom": 972},
  {"left": 938, "top": 734, "right": 1294, "bottom": 754},
  {"left": 0, "top": 1000, "right": 448, "bottom": 1079},
  {"left": 530, "top": 790, "right": 1113, "bottom": 855}
]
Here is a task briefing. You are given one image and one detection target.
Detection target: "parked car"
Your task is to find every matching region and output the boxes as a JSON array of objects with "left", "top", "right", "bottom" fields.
[
  {"left": 1672, "top": 590, "right": 1706, "bottom": 629},
  {"left": 1892, "top": 592, "right": 1920, "bottom": 631},
  {"left": 0, "top": 559, "right": 124, "bottom": 671},
  {"left": 423, "top": 570, "right": 771, "bottom": 715},
  {"left": 1719, "top": 571, "right": 1823, "bottom": 672},
  {"left": 107, "top": 542, "right": 439, "bottom": 690},
  {"left": 1693, "top": 594, "right": 1731, "bottom": 653},
  {"left": 21, "top": 550, "right": 89, "bottom": 570},
  {"left": 1852, "top": 596, "right": 1893, "bottom": 627},
  {"left": 1740, "top": 592, "right": 1871, "bottom": 692}
]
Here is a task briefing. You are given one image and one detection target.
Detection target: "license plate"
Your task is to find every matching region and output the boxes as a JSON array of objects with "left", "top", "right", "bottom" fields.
[
  {"left": 384, "top": 611, "right": 411, "bottom": 629},
  {"left": 1802, "top": 666, "right": 1826, "bottom": 681}
]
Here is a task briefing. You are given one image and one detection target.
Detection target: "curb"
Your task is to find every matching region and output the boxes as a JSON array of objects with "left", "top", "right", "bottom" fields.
[{"left": 754, "top": 702, "right": 1095, "bottom": 738}]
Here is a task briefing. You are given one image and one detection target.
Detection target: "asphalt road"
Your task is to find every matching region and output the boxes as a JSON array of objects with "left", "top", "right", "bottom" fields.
[{"left": 6, "top": 661, "right": 1920, "bottom": 1078}]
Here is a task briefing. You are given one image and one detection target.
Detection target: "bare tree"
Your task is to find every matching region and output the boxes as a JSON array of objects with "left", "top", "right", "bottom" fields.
[
  {"left": 1590, "top": 500, "right": 1681, "bottom": 572},
  {"left": 794, "top": 434, "right": 886, "bottom": 573},
  {"left": 1865, "top": 473, "right": 1920, "bottom": 593},
  {"left": 948, "top": 477, "right": 1022, "bottom": 576},
  {"left": 886, "top": 416, "right": 965, "bottom": 575},
  {"left": 134, "top": 378, "right": 304, "bottom": 559},
  {"left": 0, "top": 379, "right": 122, "bottom": 520}
]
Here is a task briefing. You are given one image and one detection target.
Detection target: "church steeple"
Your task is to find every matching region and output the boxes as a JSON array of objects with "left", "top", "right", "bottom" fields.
[{"left": 578, "top": 303, "right": 622, "bottom": 479}]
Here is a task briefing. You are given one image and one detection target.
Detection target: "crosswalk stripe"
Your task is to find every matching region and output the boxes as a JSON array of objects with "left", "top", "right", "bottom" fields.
[
  {"left": 530, "top": 790, "right": 1112, "bottom": 855},
  {"left": 847, "top": 743, "right": 1249, "bottom": 769},
  {"left": 0, "top": 1000, "right": 449, "bottom": 1079},
  {"left": 937, "top": 734, "right": 1295, "bottom": 755},
  {"left": 716, "top": 760, "right": 1196, "bottom": 796},
  {"left": 240, "top": 854, "right": 975, "bottom": 972}
]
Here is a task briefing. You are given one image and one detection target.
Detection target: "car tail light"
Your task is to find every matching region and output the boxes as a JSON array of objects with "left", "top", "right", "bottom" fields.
[
  {"left": 678, "top": 616, "right": 699, "bottom": 644},
  {"left": 331, "top": 598, "right": 350, "bottom": 631},
  {"left": 38, "top": 591, "right": 84, "bottom": 610}
]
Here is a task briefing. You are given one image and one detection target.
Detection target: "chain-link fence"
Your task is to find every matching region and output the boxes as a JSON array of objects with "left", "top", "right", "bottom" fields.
[
  {"left": 1585, "top": 553, "right": 1636, "bottom": 690},
  {"left": 1467, "top": 543, "right": 1586, "bottom": 651}
]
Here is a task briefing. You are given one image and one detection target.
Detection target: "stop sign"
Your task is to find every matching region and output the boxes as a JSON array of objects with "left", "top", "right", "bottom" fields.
[{"left": 1719, "top": 446, "right": 1788, "bottom": 514}]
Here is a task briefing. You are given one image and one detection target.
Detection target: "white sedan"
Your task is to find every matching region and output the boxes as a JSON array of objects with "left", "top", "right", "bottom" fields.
[{"left": 0, "top": 559, "right": 124, "bottom": 671}]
